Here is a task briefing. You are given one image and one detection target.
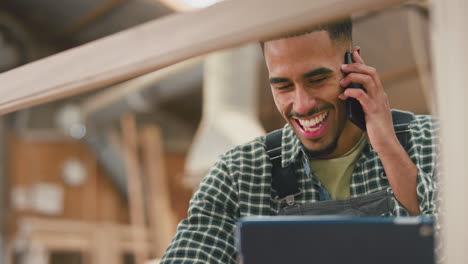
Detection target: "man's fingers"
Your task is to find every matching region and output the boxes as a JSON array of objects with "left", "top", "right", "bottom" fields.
[
  {"left": 340, "top": 72, "right": 377, "bottom": 96},
  {"left": 339, "top": 88, "right": 368, "bottom": 102},
  {"left": 341, "top": 64, "right": 383, "bottom": 95},
  {"left": 341, "top": 63, "right": 377, "bottom": 76},
  {"left": 352, "top": 49, "right": 365, "bottom": 64},
  {"left": 341, "top": 63, "right": 383, "bottom": 88},
  {"left": 339, "top": 88, "right": 386, "bottom": 116},
  {"left": 339, "top": 88, "right": 375, "bottom": 114}
]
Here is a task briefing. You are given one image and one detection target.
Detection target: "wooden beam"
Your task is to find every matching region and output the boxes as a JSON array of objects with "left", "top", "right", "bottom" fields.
[
  {"left": 158, "top": 0, "right": 191, "bottom": 12},
  {"left": 140, "top": 125, "right": 177, "bottom": 258},
  {"left": 30, "top": 232, "right": 91, "bottom": 251},
  {"left": 120, "top": 114, "right": 148, "bottom": 264},
  {"left": 432, "top": 0, "right": 467, "bottom": 263},
  {"left": 91, "top": 225, "right": 120, "bottom": 264},
  {"left": 15, "top": 217, "right": 151, "bottom": 264},
  {"left": 3, "top": 240, "right": 13, "bottom": 264},
  {"left": 407, "top": 8, "right": 434, "bottom": 113},
  {"left": 18, "top": 217, "right": 95, "bottom": 234},
  {"left": 0, "top": 0, "right": 409, "bottom": 115},
  {"left": 121, "top": 114, "right": 146, "bottom": 230}
]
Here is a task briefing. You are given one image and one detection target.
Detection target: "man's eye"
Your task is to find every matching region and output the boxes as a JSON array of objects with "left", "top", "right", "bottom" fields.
[
  {"left": 309, "top": 77, "right": 327, "bottom": 83},
  {"left": 274, "top": 84, "right": 292, "bottom": 90}
]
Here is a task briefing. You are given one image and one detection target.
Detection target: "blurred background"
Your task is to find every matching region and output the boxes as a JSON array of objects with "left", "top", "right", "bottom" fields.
[{"left": 0, "top": 0, "right": 432, "bottom": 263}]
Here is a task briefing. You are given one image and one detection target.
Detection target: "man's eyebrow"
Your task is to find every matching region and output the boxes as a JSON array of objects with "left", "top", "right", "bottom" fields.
[
  {"left": 269, "top": 67, "right": 334, "bottom": 84},
  {"left": 269, "top": 77, "right": 290, "bottom": 85},
  {"left": 303, "top": 67, "right": 334, "bottom": 78}
]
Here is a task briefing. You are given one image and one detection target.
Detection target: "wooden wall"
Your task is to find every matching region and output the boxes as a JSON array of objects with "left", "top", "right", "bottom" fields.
[
  {"left": 7, "top": 133, "right": 130, "bottom": 234},
  {"left": 6, "top": 133, "right": 193, "bottom": 236}
]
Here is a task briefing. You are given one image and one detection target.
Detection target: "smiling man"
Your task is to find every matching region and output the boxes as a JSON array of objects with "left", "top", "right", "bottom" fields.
[
  {"left": 265, "top": 30, "right": 356, "bottom": 159},
  {"left": 160, "top": 19, "right": 438, "bottom": 264}
]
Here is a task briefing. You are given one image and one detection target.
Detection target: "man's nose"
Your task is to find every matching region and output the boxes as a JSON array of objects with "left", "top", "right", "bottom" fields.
[{"left": 293, "top": 85, "right": 317, "bottom": 116}]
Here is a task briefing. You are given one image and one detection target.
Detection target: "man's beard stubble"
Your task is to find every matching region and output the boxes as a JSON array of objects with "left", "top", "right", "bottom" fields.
[{"left": 302, "top": 137, "right": 339, "bottom": 159}]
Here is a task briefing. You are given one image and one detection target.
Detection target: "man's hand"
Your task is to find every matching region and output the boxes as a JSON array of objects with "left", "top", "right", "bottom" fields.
[
  {"left": 338, "top": 48, "right": 420, "bottom": 215},
  {"left": 338, "top": 48, "right": 397, "bottom": 153}
]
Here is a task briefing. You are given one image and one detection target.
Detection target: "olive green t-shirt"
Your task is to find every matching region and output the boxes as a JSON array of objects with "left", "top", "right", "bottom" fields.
[{"left": 310, "top": 134, "right": 367, "bottom": 200}]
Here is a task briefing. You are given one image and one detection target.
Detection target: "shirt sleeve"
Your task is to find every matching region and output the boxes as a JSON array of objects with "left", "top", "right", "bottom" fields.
[
  {"left": 390, "top": 115, "right": 438, "bottom": 216},
  {"left": 415, "top": 165, "right": 437, "bottom": 215},
  {"left": 406, "top": 115, "right": 438, "bottom": 215},
  {"left": 160, "top": 158, "right": 239, "bottom": 264}
]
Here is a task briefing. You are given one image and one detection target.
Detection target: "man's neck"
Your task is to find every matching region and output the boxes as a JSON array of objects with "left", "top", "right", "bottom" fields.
[{"left": 318, "top": 120, "right": 364, "bottom": 159}]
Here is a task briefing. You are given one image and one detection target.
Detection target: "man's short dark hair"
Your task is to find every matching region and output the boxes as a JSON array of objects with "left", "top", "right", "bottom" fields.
[{"left": 260, "top": 18, "right": 352, "bottom": 51}]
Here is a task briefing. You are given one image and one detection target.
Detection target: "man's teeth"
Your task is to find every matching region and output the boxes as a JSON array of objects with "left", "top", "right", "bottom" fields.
[{"left": 298, "top": 112, "right": 328, "bottom": 131}]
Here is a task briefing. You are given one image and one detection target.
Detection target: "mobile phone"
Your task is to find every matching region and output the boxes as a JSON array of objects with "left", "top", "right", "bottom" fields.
[{"left": 344, "top": 51, "right": 366, "bottom": 130}]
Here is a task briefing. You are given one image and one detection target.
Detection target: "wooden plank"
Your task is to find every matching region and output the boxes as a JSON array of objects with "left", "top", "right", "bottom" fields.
[
  {"left": 109, "top": 223, "right": 147, "bottom": 241},
  {"left": 24, "top": 242, "right": 48, "bottom": 264},
  {"left": 0, "top": 0, "right": 408, "bottom": 115},
  {"left": 407, "top": 8, "right": 434, "bottom": 113},
  {"left": 120, "top": 115, "right": 146, "bottom": 228},
  {"left": 120, "top": 114, "right": 148, "bottom": 264},
  {"left": 29, "top": 232, "right": 91, "bottom": 251},
  {"left": 119, "top": 238, "right": 150, "bottom": 253},
  {"left": 431, "top": 0, "right": 466, "bottom": 263},
  {"left": 18, "top": 217, "right": 95, "bottom": 233},
  {"left": 4, "top": 240, "right": 13, "bottom": 264},
  {"left": 158, "top": 0, "right": 190, "bottom": 12},
  {"left": 17, "top": 217, "right": 149, "bottom": 242},
  {"left": 140, "top": 125, "right": 177, "bottom": 257},
  {"left": 91, "top": 225, "right": 121, "bottom": 264},
  {"left": 80, "top": 149, "right": 99, "bottom": 222},
  {"left": 15, "top": 217, "right": 150, "bottom": 263}
]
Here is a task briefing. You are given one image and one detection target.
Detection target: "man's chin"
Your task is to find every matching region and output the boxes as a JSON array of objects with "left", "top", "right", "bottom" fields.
[{"left": 302, "top": 140, "right": 338, "bottom": 159}]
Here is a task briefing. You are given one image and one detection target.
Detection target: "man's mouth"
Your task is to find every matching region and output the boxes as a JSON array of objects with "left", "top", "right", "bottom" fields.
[{"left": 294, "top": 111, "right": 329, "bottom": 136}]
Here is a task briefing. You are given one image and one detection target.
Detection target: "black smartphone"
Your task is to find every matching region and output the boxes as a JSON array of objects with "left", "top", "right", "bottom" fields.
[{"left": 344, "top": 51, "right": 366, "bottom": 130}]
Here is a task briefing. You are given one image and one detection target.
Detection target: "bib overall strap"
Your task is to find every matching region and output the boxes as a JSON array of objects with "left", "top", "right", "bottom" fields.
[
  {"left": 391, "top": 110, "right": 415, "bottom": 149},
  {"left": 265, "top": 129, "right": 301, "bottom": 205}
]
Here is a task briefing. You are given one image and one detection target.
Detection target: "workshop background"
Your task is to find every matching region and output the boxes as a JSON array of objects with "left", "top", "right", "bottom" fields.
[{"left": 0, "top": 0, "right": 432, "bottom": 263}]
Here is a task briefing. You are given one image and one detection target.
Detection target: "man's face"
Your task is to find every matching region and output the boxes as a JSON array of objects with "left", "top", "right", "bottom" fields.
[{"left": 264, "top": 31, "right": 358, "bottom": 158}]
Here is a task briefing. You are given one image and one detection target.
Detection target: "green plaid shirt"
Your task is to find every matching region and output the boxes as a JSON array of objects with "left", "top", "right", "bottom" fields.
[{"left": 161, "top": 111, "right": 438, "bottom": 264}]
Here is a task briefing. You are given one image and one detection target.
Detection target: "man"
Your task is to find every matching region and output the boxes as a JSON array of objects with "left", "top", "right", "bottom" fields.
[{"left": 160, "top": 19, "right": 437, "bottom": 263}]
